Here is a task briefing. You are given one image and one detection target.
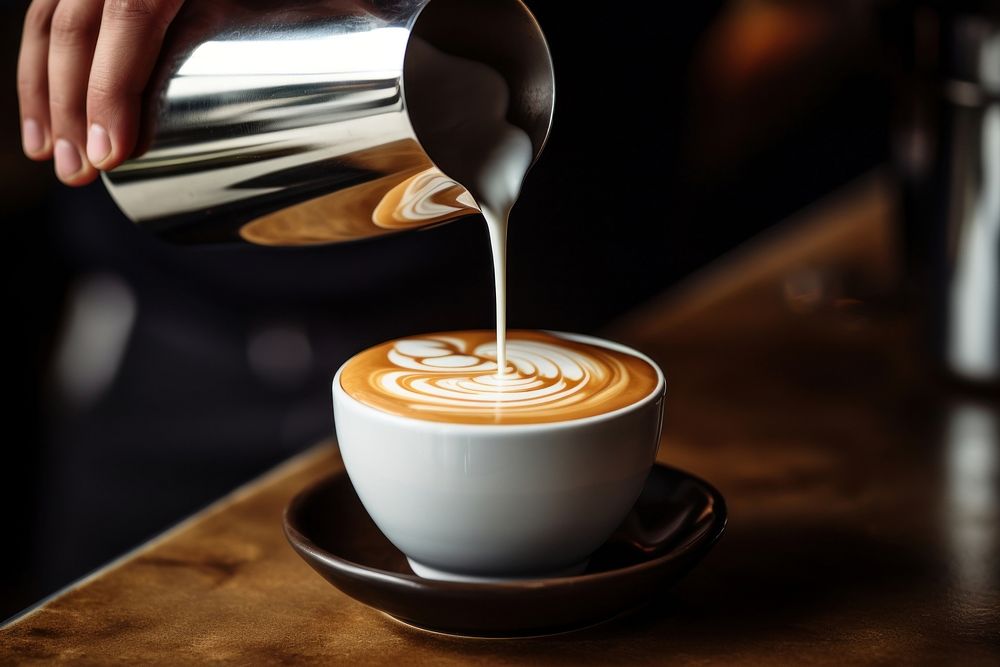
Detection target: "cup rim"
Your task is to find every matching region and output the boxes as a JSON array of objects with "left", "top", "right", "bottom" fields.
[{"left": 332, "top": 330, "right": 665, "bottom": 433}]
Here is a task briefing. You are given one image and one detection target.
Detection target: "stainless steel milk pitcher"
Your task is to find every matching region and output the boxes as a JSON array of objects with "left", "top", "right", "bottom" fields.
[
  {"left": 102, "top": 0, "right": 554, "bottom": 246},
  {"left": 897, "top": 5, "right": 1000, "bottom": 384}
]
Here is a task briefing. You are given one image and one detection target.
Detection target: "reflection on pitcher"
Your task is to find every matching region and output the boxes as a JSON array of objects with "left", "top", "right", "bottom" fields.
[{"left": 239, "top": 164, "right": 480, "bottom": 245}]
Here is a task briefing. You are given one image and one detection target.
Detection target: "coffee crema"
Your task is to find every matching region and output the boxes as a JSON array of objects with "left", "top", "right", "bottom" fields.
[{"left": 339, "top": 330, "right": 660, "bottom": 425}]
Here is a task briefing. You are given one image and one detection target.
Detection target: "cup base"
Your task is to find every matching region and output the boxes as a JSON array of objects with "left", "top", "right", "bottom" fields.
[{"left": 407, "top": 557, "right": 590, "bottom": 583}]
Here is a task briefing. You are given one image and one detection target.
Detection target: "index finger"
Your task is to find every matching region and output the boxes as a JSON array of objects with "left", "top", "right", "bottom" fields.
[{"left": 86, "top": 0, "right": 185, "bottom": 170}]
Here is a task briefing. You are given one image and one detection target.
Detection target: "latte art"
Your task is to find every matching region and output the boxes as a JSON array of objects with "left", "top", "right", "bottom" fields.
[{"left": 340, "top": 331, "right": 660, "bottom": 424}]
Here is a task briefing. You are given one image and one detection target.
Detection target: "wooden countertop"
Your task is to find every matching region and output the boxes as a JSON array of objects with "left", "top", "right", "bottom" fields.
[{"left": 3, "top": 173, "right": 998, "bottom": 664}]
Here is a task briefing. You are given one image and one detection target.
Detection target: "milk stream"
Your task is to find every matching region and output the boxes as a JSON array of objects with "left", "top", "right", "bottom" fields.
[{"left": 406, "top": 38, "right": 534, "bottom": 377}]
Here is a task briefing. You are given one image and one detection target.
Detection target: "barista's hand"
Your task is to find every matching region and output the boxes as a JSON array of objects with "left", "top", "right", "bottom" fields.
[{"left": 17, "top": 0, "right": 186, "bottom": 185}]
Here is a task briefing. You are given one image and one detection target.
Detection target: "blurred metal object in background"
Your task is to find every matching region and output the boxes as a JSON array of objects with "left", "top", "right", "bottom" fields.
[
  {"left": 52, "top": 273, "right": 137, "bottom": 412},
  {"left": 896, "top": 1, "right": 1000, "bottom": 385},
  {"left": 102, "top": 0, "right": 554, "bottom": 247}
]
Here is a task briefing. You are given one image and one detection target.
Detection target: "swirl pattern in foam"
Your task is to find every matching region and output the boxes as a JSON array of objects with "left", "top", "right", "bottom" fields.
[{"left": 339, "top": 330, "right": 660, "bottom": 425}]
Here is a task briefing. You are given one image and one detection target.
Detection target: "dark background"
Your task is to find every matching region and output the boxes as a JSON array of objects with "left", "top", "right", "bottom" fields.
[{"left": 0, "top": 0, "right": 895, "bottom": 618}]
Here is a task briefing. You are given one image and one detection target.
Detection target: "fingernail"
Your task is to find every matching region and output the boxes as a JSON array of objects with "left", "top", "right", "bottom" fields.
[
  {"left": 55, "top": 139, "right": 83, "bottom": 179},
  {"left": 86, "top": 124, "right": 112, "bottom": 166},
  {"left": 23, "top": 119, "right": 45, "bottom": 154}
]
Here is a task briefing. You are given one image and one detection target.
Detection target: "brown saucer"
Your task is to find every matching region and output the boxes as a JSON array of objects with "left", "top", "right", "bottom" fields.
[{"left": 283, "top": 463, "right": 726, "bottom": 637}]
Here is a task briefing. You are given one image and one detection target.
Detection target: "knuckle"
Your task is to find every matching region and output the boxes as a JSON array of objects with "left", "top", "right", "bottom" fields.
[
  {"left": 49, "top": 86, "right": 85, "bottom": 119},
  {"left": 87, "top": 75, "right": 128, "bottom": 110},
  {"left": 17, "top": 72, "right": 44, "bottom": 97},
  {"left": 50, "top": 4, "right": 96, "bottom": 42},
  {"left": 87, "top": 79, "right": 115, "bottom": 102},
  {"left": 104, "top": 0, "right": 167, "bottom": 26},
  {"left": 48, "top": 89, "right": 79, "bottom": 115},
  {"left": 24, "top": 1, "right": 54, "bottom": 33}
]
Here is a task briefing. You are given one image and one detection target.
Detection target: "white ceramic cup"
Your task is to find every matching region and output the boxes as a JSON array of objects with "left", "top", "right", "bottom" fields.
[{"left": 332, "top": 332, "right": 665, "bottom": 582}]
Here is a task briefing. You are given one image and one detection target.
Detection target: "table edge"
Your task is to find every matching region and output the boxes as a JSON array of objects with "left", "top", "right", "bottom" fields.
[{"left": 0, "top": 442, "right": 335, "bottom": 631}]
